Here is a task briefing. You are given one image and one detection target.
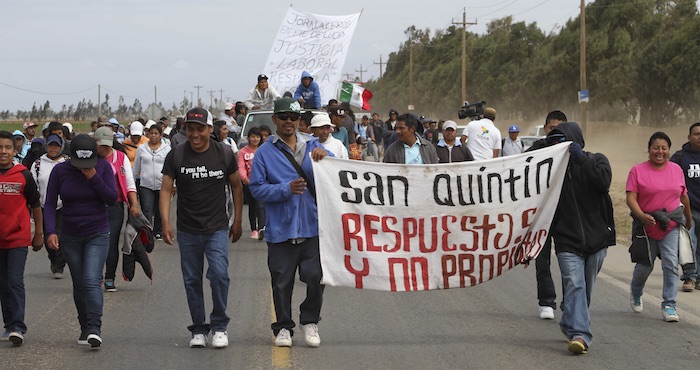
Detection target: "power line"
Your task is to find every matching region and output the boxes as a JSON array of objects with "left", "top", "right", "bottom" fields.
[{"left": 0, "top": 81, "right": 96, "bottom": 96}]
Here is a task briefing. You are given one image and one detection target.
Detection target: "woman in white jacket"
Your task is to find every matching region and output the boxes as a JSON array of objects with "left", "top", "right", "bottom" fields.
[
  {"left": 29, "top": 134, "right": 67, "bottom": 278},
  {"left": 133, "top": 124, "right": 171, "bottom": 240}
]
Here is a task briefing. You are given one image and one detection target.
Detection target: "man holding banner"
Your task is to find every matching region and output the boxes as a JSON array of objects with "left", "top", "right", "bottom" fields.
[
  {"left": 547, "top": 122, "right": 615, "bottom": 355},
  {"left": 249, "top": 97, "right": 330, "bottom": 348}
]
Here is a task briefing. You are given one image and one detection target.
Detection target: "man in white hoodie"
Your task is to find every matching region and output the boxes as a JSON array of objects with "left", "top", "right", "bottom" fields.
[
  {"left": 29, "top": 134, "right": 67, "bottom": 279},
  {"left": 308, "top": 115, "right": 348, "bottom": 159}
]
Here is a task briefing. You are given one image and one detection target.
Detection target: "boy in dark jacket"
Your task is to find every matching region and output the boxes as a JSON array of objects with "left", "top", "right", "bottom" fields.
[
  {"left": 0, "top": 130, "right": 44, "bottom": 346},
  {"left": 548, "top": 122, "right": 615, "bottom": 355},
  {"left": 670, "top": 122, "right": 700, "bottom": 291}
]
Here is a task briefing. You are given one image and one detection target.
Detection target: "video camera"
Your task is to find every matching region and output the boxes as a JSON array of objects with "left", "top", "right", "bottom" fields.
[{"left": 457, "top": 101, "right": 486, "bottom": 120}]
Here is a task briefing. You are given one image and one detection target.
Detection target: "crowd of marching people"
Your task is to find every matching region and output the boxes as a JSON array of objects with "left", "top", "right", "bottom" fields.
[{"left": 1, "top": 75, "right": 700, "bottom": 357}]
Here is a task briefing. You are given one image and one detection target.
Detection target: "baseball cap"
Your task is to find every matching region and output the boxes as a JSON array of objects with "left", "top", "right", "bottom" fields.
[
  {"left": 258, "top": 74, "right": 268, "bottom": 82},
  {"left": 97, "top": 116, "right": 110, "bottom": 126},
  {"left": 63, "top": 122, "right": 73, "bottom": 133},
  {"left": 130, "top": 121, "right": 145, "bottom": 136},
  {"left": 69, "top": 134, "right": 98, "bottom": 169},
  {"left": 273, "top": 98, "right": 302, "bottom": 114},
  {"left": 23, "top": 121, "right": 37, "bottom": 130},
  {"left": 508, "top": 125, "right": 520, "bottom": 133},
  {"left": 144, "top": 120, "right": 156, "bottom": 129},
  {"left": 109, "top": 117, "right": 119, "bottom": 126},
  {"left": 309, "top": 115, "right": 334, "bottom": 128},
  {"left": 328, "top": 107, "right": 346, "bottom": 117},
  {"left": 443, "top": 120, "right": 458, "bottom": 131},
  {"left": 184, "top": 107, "right": 214, "bottom": 126},
  {"left": 94, "top": 126, "right": 114, "bottom": 147},
  {"left": 46, "top": 134, "right": 63, "bottom": 146},
  {"left": 224, "top": 102, "right": 234, "bottom": 111}
]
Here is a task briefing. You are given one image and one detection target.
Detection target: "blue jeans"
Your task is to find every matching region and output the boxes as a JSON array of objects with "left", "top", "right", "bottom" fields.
[
  {"left": 681, "top": 209, "right": 700, "bottom": 281},
  {"left": 557, "top": 248, "right": 607, "bottom": 347},
  {"left": 268, "top": 237, "right": 324, "bottom": 336},
  {"left": 0, "top": 248, "right": 29, "bottom": 334},
  {"left": 105, "top": 202, "right": 125, "bottom": 280},
  {"left": 139, "top": 187, "right": 162, "bottom": 235},
  {"left": 631, "top": 227, "right": 679, "bottom": 308},
  {"left": 61, "top": 232, "right": 110, "bottom": 336},
  {"left": 177, "top": 229, "right": 230, "bottom": 334},
  {"left": 535, "top": 236, "right": 557, "bottom": 309}
]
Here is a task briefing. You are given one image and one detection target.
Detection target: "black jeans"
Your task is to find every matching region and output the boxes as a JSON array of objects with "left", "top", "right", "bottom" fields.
[
  {"left": 267, "top": 237, "right": 324, "bottom": 336},
  {"left": 243, "top": 184, "right": 266, "bottom": 231},
  {"left": 535, "top": 236, "right": 557, "bottom": 309},
  {"left": 44, "top": 208, "right": 66, "bottom": 273},
  {"left": 104, "top": 202, "right": 125, "bottom": 281}
]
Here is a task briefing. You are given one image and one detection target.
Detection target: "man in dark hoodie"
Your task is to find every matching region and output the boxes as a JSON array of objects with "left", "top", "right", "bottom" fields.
[
  {"left": 671, "top": 122, "right": 700, "bottom": 291},
  {"left": 383, "top": 109, "right": 399, "bottom": 150},
  {"left": 293, "top": 71, "right": 321, "bottom": 109},
  {"left": 546, "top": 121, "right": 615, "bottom": 355}
]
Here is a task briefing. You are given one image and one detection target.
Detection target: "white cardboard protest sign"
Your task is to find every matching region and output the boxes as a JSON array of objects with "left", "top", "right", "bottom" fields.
[
  {"left": 263, "top": 8, "right": 360, "bottom": 99},
  {"left": 312, "top": 143, "right": 570, "bottom": 292}
]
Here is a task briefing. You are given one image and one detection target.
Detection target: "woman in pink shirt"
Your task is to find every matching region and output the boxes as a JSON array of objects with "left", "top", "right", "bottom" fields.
[
  {"left": 626, "top": 132, "right": 692, "bottom": 322},
  {"left": 238, "top": 127, "right": 265, "bottom": 240}
]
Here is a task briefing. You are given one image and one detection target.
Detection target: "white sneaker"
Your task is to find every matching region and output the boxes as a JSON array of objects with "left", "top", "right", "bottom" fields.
[
  {"left": 630, "top": 294, "right": 643, "bottom": 313},
  {"left": 274, "top": 328, "right": 292, "bottom": 347},
  {"left": 538, "top": 306, "right": 555, "bottom": 320},
  {"left": 189, "top": 333, "right": 207, "bottom": 348},
  {"left": 301, "top": 323, "right": 320, "bottom": 347},
  {"left": 212, "top": 331, "right": 228, "bottom": 348}
]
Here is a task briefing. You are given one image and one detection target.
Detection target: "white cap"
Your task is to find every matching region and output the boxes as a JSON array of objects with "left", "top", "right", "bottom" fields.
[
  {"left": 130, "top": 121, "right": 145, "bottom": 136},
  {"left": 145, "top": 120, "right": 157, "bottom": 129},
  {"left": 224, "top": 102, "right": 234, "bottom": 110},
  {"left": 442, "top": 120, "right": 458, "bottom": 131},
  {"left": 62, "top": 122, "right": 73, "bottom": 133},
  {"left": 309, "top": 115, "right": 334, "bottom": 128}
]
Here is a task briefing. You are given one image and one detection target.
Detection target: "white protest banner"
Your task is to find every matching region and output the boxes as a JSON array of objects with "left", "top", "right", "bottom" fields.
[
  {"left": 312, "top": 143, "right": 570, "bottom": 292},
  {"left": 263, "top": 8, "right": 360, "bottom": 100}
]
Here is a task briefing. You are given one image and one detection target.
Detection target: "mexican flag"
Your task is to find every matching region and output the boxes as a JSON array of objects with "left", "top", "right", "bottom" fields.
[{"left": 340, "top": 82, "right": 373, "bottom": 110}]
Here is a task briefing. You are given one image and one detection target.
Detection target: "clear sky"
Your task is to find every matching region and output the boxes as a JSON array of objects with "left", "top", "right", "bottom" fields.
[{"left": 1, "top": 0, "right": 596, "bottom": 113}]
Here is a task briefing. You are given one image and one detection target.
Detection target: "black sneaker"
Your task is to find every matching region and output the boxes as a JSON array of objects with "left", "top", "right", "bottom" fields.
[
  {"left": 155, "top": 233, "right": 163, "bottom": 241},
  {"left": 78, "top": 333, "right": 89, "bottom": 346},
  {"left": 87, "top": 334, "right": 102, "bottom": 348},
  {"left": 104, "top": 279, "right": 117, "bottom": 292},
  {"left": 8, "top": 332, "right": 23, "bottom": 346},
  {"left": 258, "top": 227, "right": 265, "bottom": 241}
]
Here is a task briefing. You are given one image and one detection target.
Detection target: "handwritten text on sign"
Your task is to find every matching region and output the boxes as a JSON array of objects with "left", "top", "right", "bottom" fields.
[
  {"left": 264, "top": 8, "right": 360, "bottom": 98},
  {"left": 312, "top": 144, "right": 570, "bottom": 292}
]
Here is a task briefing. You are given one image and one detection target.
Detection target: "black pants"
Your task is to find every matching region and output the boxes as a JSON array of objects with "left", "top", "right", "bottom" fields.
[
  {"left": 267, "top": 237, "right": 324, "bottom": 336},
  {"left": 44, "top": 208, "right": 66, "bottom": 273},
  {"left": 535, "top": 236, "right": 557, "bottom": 309},
  {"left": 242, "top": 184, "right": 266, "bottom": 231}
]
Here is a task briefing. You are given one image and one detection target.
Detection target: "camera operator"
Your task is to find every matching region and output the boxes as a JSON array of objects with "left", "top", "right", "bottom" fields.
[{"left": 460, "top": 107, "right": 501, "bottom": 160}]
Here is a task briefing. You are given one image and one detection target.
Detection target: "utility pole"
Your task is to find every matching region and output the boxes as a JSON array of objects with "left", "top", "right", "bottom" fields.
[
  {"left": 452, "top": 8, "right": 477, "bottom": 103},
  {"left": 98, "top": 84, "right": 101, "bottom": 116},
  {"left": 194, "top": 85, "right": 203, "bottom": 107},
  {"left": 374, "top": 55, "right": 385, "bottom": 80},
  {"left": 207, "top": 90, "right": 215, "bottom": 109},
  {"left": 190, "top": 92, "right": 194, "bottom": 109},
  {"left": 409, "top": 39, "right": 414, "bottom": 110},
  {"left": 355, "top": 64, "right": 367, "bottom": 83},
  {"left": 154, "top": 86, "right": 157, "bottom": 105},
  {"left": 218, "top": 89, "right": 224, "bottom": 105},
  {"left": 580, "top": 0, "right": 588, "bottom": 136},
  {"left": 342, "top": 73, "right": 353, "bottom": 81}
]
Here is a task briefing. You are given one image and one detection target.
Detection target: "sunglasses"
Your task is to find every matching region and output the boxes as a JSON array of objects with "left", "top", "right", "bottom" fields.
[{"left": 276, "top": 113, "right": 300, "bottom": 121}]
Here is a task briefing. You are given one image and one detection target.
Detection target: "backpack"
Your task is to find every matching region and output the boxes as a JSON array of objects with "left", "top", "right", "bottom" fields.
[{"left": 502, "top": 138, "right": 524, "bottom": 151}]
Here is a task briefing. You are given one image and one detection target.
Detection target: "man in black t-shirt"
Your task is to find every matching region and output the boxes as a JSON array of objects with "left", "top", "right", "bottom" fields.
[{"left": 160, "top": 107, "right": 243, "bottom": 349}]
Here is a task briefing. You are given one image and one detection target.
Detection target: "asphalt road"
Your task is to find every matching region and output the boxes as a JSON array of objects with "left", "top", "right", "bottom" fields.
[{"left": 2, "top": 206, "right": 700, "bottom": 370}]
